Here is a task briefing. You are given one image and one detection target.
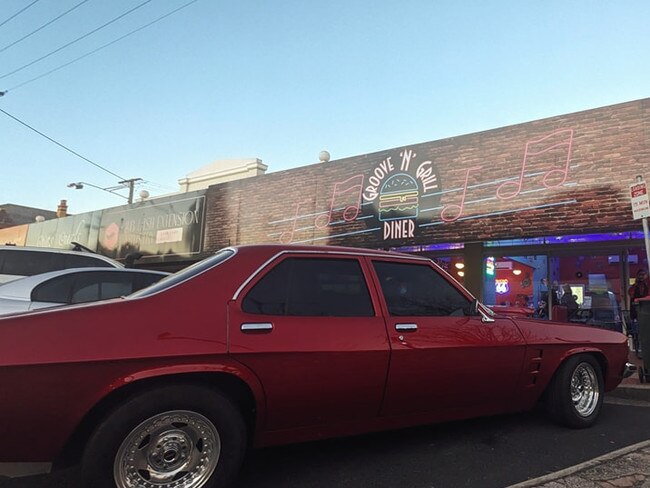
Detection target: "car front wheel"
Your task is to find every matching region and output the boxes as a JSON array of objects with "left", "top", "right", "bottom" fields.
[
  {"left": 546, "top": 354, "right": 604, "bottom": 428},
  {"left": 81, "top": 384, "right": 247, "bottom": 488}
]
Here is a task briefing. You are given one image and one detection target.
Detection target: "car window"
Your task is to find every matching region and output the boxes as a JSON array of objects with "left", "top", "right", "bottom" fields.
[
  {"left": 71, "top": 272, "right": 134, "bottom": 303},
  {"left": 130, "top": 249, "right": 234, "bottom": 298},
  {"left": 135, "top": 273, "right": 166, "bottom": 290},
  {"left": 242, "top": 257, "right": 374, "bottom": 317},
  {"left": 373, "top": 261, "right": 471, "bottom": 317},
  {"left": 0, "top": 250, "right": 65, "bottom": 276},
  {"left": 65, "top": 254, "right": 114, "bottom": 269},
  {"left": 31, "top": 275, "right": 76, "bottom": 303}
]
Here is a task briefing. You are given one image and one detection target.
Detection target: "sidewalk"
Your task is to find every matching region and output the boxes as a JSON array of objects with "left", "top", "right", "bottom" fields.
[
  {"left": 608, "top": 349, "right": 650, "bottom": 403},
  {"left": 507, "top": 440, "right": 650, "bottom": 488}
]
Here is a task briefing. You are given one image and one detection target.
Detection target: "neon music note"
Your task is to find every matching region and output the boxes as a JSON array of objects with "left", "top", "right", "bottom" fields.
[
  {"left": 279, "top": 200, "right": 310, "bottom": 244},
  {"left": 497, "top": 128, "right": 575, "bottom": 200},
  {"left": 440, "top": 166, "right": 482, "bottom": 222},
  {"left": 314, "top": 174, "right": 364, "bottom": 229},
  {"left": 540, "top": 129, "right": 574, "bottom": 188}
]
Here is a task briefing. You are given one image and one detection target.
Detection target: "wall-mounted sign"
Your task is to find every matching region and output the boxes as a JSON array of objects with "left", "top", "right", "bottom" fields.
[
  {"left": 363, "top": 149, "right": 440, "bottom": 242},
  {"left": 630, "top": 180, "right": 650, "bottom": 220},
  {"left": 25, "top": 212, "right": 102, "bottom": 250},
  {"left": 265, "top": 127, "right": 580, "bottom": 249},
  {"left": 97, "top": 193, "right": 205, "bottom": 261}
]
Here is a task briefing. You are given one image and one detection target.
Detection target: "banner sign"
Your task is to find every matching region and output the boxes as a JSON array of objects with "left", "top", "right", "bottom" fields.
[
  {"left": 97, "top": 193, "right": 205, "bottom": 261},
  {"left": 25, "top": 212, "right": 102, "bottom": 250}
]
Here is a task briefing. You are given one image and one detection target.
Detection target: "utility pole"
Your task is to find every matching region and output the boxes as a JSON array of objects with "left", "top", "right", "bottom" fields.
[{"left": 118, "top": 178, "right": 142, "bottom": 204}]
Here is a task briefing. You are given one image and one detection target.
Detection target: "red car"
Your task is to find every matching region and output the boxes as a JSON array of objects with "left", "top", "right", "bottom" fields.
[{"left": 0, "top": 245, "right": 634, "bottom": 488}]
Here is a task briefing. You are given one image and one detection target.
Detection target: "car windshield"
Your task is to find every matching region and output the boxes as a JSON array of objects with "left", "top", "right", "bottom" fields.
[{"left": 129, "top": 249, "right": 235, "bottom": 298}]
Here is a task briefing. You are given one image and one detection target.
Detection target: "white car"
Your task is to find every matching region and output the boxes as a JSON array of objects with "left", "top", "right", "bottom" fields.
[
  {"left": 0, "top": 267, "right": 169, "bottom": 315},
  {"left": 0, "top": 245, "right": 123, "bottom": 284}
]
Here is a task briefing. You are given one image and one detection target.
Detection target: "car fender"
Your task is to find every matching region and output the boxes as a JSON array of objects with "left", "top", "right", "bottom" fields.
[
  {"left": 103, "top": 359, "right": 267, "bottom": 416},
  {"left": 556, "top": 346, "right": 608, "bottom": 370}
]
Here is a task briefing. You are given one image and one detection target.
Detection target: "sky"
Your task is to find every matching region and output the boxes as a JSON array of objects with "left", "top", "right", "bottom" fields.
[{"left": 1, "top": 0, "right": 649, "bottom": 215}]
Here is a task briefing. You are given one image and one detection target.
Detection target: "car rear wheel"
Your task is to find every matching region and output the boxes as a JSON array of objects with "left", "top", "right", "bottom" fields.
[
  {"left": 546, "top": 354, "right": 604, "bottom": 428},
  {"left": 81, "top": 385, "right": 247, "bottom": 488}
]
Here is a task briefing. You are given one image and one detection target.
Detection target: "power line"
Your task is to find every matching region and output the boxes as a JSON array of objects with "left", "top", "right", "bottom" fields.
[
  {"left": 5, "top": 0, "right": 201, "bottom": 92},
  {"left": 0, "top": 0, "right": 42, "bottom": 29},
  {"left": 0, "top": 107, "right": 126, "bottom": 180},
  {"left": 0, "top": 0, "right": 153, "bottom": 81},
  {"left": 0, "top": 0, "right": 92, "bottom": 55}
]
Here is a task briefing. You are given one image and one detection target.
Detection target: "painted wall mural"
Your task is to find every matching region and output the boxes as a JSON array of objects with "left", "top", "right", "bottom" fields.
[{"left": 266, "top": 127, "right": 580, "bottom": 247}]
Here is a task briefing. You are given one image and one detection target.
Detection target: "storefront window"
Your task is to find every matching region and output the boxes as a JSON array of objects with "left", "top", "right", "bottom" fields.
[{"left": 483, "top": 255, "right": 547, "bottom": 313}]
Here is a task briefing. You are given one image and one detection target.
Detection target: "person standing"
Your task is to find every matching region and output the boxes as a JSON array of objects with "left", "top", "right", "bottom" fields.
[
  {"left": 560, "top": 284, "right": 578, "bottom": 320},
  {"left": 629, "top": 269, "right": 649, "bottom": 321}
]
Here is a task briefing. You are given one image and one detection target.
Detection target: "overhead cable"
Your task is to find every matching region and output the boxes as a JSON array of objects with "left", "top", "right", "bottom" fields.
[
  {"left": 0, "top": 0, "right": 92, "bottom": 55},
  {"left": 0, "top": 0, "right": 42, "bottom": 29},
  {"left": 0, "top": 107, "right": 126, "bottom": 180},
  {"left": 0, "top": 0, "right": 153, "bottom": 80},
  {"left": 5, "top": 0, "right": 200, "bottom": 92}
]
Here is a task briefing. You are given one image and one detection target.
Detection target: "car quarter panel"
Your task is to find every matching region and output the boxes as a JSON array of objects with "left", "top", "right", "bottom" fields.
[{"left": 0, "top": 251, "right": 267, "bottom": 462}]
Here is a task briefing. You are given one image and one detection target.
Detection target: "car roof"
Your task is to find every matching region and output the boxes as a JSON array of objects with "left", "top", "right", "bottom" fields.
[
  {"left": 0, "top": 245, "right": 123, "bottom": 267},
  {"left": 0, "top": 267, "right": 169, "bottom": 300},
  {"left": 230, "top": 243, "right": 417, "bottom": 258}
]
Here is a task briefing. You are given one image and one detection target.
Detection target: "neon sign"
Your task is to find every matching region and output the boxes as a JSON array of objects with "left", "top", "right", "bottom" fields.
[
  {"left": 495, "top": 279, "right": 510, "bottom": 294},
  {"left": 486, "top": 256, "right": 495, "bottom": 276}
]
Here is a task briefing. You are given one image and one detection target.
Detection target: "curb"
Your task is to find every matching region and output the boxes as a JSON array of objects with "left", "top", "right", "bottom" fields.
[
  {"left": 505, "top": 439, "right": 650, "bottom": 488},
  {"left": 608, "top": 384, "right": 650, "bottom": 402}
]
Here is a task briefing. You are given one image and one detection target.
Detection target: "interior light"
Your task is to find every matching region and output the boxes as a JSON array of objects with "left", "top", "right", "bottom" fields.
[
  {"left": 455, "top": 262, "right": 465, "bottom": 269},
  {"left": 513, "top": 269, "right": 522, "bottom": 275},
  {"left": 457, "top": 271, "right": 465, "bottom": 277}
]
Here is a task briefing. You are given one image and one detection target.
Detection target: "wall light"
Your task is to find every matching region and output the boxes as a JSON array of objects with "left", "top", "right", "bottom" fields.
[
  {"left": 513, "top": 269, "right": 522, "bottom": 275},
  {"left": 455, "top": 262, "right": 465, "bottom": 269},
  {"left": 457, "top": 271, "right": 465, "bottom": 277}
]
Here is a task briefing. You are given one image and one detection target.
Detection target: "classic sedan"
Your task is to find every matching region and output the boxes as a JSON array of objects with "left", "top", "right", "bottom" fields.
[
  {"left": 0, "top": 245, "right": 634, "bottom": 488},
  {"left": 0, "top": 267, "right": 169, "bottom": 315}
]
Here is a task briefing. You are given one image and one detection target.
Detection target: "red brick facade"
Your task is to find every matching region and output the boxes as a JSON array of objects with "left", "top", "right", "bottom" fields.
[{"left": 204, "top": 99, "right": 650, "bottom": 252}]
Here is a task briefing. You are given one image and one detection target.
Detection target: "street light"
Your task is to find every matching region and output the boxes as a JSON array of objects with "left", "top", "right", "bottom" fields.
[
  {"left": 67, "top": 181, "right": 129, "bottom": 202},
  {"left": 67, "top": 178, "right": 143, "bottom": 204}
]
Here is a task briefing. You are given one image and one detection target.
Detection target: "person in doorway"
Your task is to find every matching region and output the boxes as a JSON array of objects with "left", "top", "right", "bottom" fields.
[
  {"left": 629, "top": 269, "right": 649, "bottom": 322},
  {"left": 534, "top": 300, "right": 548, "bottom": 319},
  {"left": 560, "top": 284, "right": 578, "bottom": 320}
]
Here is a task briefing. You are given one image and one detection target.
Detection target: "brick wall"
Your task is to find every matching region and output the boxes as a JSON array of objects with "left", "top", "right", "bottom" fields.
[{"left": 205, "top": 98, "right": 650, "bottom": 252}]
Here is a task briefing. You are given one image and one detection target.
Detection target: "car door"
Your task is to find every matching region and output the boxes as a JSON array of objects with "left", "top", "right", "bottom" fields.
[
  {"left": 228, "top": 254, "right": 390, "bottom": 431},
  {"left": 369, "top": 258, "right": 526, "bottom": 418}
]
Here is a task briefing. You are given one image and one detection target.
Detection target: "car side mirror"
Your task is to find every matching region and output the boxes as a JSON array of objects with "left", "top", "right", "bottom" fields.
[{"left": 471, "top": 298, "right": 495, "bottom": 323}]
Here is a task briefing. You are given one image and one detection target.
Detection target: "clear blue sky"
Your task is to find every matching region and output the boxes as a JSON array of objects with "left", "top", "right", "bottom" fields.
[{"left": 1, "top": 0, "right": 649, "bottom": 214}]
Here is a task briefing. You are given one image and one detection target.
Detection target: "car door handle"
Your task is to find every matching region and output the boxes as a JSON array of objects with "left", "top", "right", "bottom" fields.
[
  {"left": 395, "top": 323, "right": 418, "bottom": 332},
  {"left": 240, "top": 323, "right": 274, "bottom": 333}
]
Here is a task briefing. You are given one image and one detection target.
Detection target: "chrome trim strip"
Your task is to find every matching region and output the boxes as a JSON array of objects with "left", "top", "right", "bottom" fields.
[
  {"left": 623, "top": 362, "right": 637, "bottom": 378},
  {"left": 127, "top": 247, "right": 238, "bottom": 301},
  {"left": 241, "top": 323, "right": 273, "bottom": 332},
  {"left": 231, "top": 248, "right": 430, "bottom": 300},
  {"left": 395, "top": 323, "right": 418, "bottom": 332}
]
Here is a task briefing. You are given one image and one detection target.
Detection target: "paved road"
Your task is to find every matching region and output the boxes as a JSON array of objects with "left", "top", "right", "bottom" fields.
[{"left": 2, "top": 400, "right": 650, "bottom": 488}]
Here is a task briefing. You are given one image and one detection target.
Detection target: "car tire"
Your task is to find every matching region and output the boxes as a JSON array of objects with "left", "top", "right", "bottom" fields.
[
  {"left": 81, "top": 384, "right": 247, "bottom": 488},
  {"left": 546, "top": 354, "right": 604, "bottom": 429}
]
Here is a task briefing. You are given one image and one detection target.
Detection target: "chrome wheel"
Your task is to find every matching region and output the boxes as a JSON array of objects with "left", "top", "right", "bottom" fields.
[
  {"left": 114, "top": 410, "right": 220, "bottom": 488},
  {"left": 570, "top": 362, "right": 600, "bottom": 417}
]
